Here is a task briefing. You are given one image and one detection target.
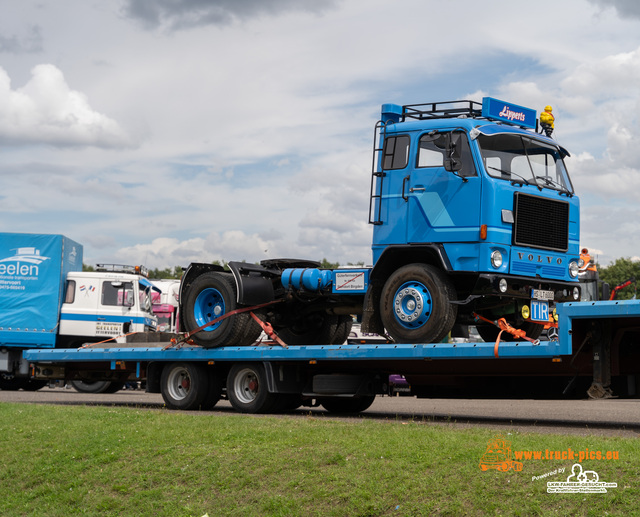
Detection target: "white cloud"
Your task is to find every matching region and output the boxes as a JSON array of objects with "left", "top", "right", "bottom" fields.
[
  {"left": 3, "top": 0, "right": 640, "bottom": 271},
  {"left": 0, "top": 64, "right": 132, "bottom": 148}
]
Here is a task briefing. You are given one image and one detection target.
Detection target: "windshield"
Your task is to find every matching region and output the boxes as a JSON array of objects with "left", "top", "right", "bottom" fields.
[
  {"left": 138, "top": 283, "right": 154, "bottom": 314},
  {"left": 477, "top": 133, "right": 574, "bottom": 194}
]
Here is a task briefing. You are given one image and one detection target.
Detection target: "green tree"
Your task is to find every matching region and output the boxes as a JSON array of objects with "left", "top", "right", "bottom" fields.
[
  {"left": 148, "top": 266, "right": 184, "bottom": 279},
  {"left": 598, "top": 258, "right": 639, "bottom": 300},
  {"left": 320, "top": 258, "right": 340, "bottom": 269}
]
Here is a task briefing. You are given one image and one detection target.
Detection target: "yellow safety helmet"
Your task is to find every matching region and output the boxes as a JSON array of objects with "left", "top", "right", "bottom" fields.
[{"left": 544, "top": 105, "right": 553, "bottom": 112}]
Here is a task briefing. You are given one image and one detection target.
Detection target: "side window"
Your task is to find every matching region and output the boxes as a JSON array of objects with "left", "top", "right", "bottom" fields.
[
  {"left": 382, "top": 135, "right": 410, "bottom": 170},
  {"left": 64, "top": 280, "right": 76, "bottom": 304},
  {"left": 102, "top": 281, "right": 134, "bottom": 306},
  {"left": 417, "top": 133, "right": 447, "bottom": 167},
  {"left": 417, "top": 131, "right": 477, "bottom": 177}
]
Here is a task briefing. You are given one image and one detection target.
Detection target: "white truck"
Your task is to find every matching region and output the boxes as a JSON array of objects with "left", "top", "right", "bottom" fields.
[{"left": 0, "top": 233, "right": 158, "bottom": 391}]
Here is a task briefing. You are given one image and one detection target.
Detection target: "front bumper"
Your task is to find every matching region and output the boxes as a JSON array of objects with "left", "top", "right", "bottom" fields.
[{"left": 472, "top": 273, "right": 579, "bottom": 303}]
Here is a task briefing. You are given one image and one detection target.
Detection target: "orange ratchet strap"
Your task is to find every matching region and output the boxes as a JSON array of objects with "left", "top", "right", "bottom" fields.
[{"left": 473, "top": 313, "right": 541, "bottom": 358}]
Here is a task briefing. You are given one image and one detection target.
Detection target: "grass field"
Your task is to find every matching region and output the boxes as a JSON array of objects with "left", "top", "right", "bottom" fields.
[{"left": 0, "top": 401, "right": 637, "bottom": 516}]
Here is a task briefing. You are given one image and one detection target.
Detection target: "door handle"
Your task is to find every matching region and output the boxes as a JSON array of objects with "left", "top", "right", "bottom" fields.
[
  {"left": 409, "top": 187, "right": 426, "bottom": 192},
  {"left": 401, "top": 176, "right": 410, "bottom": 201}
]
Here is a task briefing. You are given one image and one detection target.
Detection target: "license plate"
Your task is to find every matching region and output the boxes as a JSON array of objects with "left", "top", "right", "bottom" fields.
[
  {"left": 530, "top": 300, "right": 549, "bottom": 322},
  {"left": 531, "top": 289, "right": 554, "bottom": 301}
]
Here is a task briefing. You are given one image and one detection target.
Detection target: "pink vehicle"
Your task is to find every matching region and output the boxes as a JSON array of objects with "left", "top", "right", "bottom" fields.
[{"left": 151, "top": 280, "right": 180, "bottom": 333}]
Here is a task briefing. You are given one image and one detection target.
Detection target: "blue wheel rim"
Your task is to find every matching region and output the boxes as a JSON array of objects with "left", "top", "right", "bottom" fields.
[
  {"left": 194, "top": 288, "right": 225, "bottom": 332},
  {"left": 392, "top": 281, "right": 432, "bottom": 329}
]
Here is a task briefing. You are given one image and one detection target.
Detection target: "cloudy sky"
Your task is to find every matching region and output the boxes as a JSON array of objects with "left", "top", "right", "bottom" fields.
[{"left": 1, "top": 0, "right": 640, "bottom": 269}]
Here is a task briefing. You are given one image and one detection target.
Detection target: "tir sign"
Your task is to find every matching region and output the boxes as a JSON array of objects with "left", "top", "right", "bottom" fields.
[
  {"left": 482, "top": 97, "right": 536, "bottom": 129},
  {"left": 530, "top": 300, "right": 549, "bottom": 322}
]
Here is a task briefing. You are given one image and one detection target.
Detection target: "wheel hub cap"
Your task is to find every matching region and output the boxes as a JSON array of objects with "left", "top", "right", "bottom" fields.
[
  {"left": 393, "top": 282, "right": 432, "bottom": 329},
  {"left": 194, "top": 288, "right": 225, "bottom": 332}
]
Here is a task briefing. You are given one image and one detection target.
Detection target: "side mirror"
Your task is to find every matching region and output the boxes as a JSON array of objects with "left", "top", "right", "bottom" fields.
[{"left": 444, "top": 133, "right": 463, "bottom": 172}]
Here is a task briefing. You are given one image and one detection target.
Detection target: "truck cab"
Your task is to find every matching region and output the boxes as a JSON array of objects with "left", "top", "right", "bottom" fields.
[
  {"left": 58, "top": 265, "right": 158, "bottom": 346},
  {"left": 365, "top": 98, "right": 581, "bottom": 342}
]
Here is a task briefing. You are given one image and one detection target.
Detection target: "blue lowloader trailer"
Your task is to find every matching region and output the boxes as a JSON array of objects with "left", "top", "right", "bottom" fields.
[{"left": 23, "top": 298, "right": 640, "bottom": 413}]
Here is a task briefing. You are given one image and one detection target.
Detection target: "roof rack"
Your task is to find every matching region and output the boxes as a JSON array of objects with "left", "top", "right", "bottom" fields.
[
  {"left": 95, "top": 264, "right": 149, "bottom": 277},
  {"left": 402, "top": 100, "right": 482, "bottom": 121}
]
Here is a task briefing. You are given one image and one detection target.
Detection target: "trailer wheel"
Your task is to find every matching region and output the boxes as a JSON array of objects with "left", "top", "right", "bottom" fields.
[
  {"left": 226, "top": 363, "right": 277, "bottom": 413},
  {"left": 380, "top": 264, "right": 456, "bottom": 343},
  {"left": 182, "top": 272, "right": 261, "bottom": 348},
  {"left": 320, "top": 395, "right": 376, "bottom": 414},
  {"left": 70, "top": 380, "right": 113, "bottom": 393},
  {"left": 160, "top": 362, "right": 210, "bottom": 410}
]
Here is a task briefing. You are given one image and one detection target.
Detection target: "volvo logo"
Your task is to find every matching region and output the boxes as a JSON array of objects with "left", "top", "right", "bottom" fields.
[{"left": 517, "top": 252, "right": 562, "bottom": 265}]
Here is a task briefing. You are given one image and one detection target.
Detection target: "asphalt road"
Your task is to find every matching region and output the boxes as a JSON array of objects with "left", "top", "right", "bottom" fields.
[{"left": 1, "top": 388, "right": 638, "bottom": 437}]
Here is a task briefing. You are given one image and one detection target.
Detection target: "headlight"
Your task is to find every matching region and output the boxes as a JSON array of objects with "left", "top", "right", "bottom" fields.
[
  {"left": 499, "top": 278, "right": 508, "bottom": 293},
  {"left": 569, "top": 261, "right": 579, "bottom": 278},
  {"left": 491, "top": 250, "right": 503, "bottom": 268},
  {"left": 573, "top": 287, "right": 580, "bottom": 300}
]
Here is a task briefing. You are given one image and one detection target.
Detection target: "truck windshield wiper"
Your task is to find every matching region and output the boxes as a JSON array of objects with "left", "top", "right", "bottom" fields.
[
  {"left": 535, "top": 175, "right": 572, "bottom": 196},
  {"left": 488, "top": 166, "right": 535, "bottom": 188}
]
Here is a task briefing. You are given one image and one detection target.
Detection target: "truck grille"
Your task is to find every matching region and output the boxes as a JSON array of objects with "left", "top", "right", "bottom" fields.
[{"left": 513, "top": 193, "right": 569, "bottom": 252}]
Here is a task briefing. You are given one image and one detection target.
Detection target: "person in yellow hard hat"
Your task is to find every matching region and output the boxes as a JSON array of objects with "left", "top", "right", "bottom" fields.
[{"left": 540, "top": 105, "right": 554, "bottom": 137}]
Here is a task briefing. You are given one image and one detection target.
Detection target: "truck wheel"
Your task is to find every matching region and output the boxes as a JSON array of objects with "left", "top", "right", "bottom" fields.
[
  {"left": 17, "top": 379, "right": 48, "bottom": 391},
  {"left": 160, "top": 362, "right": 210, "bottom": 410},
  {"left": 182, "top": 272, "right": 261, "bottom": 348},
  {"left": 320, "top": 395, "right": 376, "bottom": 414},
  {"left": 277, "top": 314, "right": 352, "bottom": 345},
  {"left": 380, "top": 264, "right": 457, "bottom": 344},
  {"left": 226, "top": 363, "right": 277, "bottom": 413},
  {"left": 71, "top": 380, "right": 113, "bottom": 393},
  {"left": 333, "top": 315, "right": 354, "bottom": 344}
]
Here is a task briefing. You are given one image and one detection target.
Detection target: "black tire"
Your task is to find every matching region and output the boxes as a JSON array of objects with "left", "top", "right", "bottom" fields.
[
  {"left": 226, "top": 363, "right": 278, "bottom": 413},
  {"left": 320, "top": 395, "right": 376, "bottom": 414},
  {"left": 18, "top": 379, "right": 48, "bottom": 391},
  {"left": 160, "top": 362, "right": 210, "bottom": 410},
  {"left": 380, "top": 264, "right": 457, "bottom": 343},
  {"left": 103, "top": 382, "right": 126, "bottom": 393},
  {"left": 333, "top": 315, "right": 354, "bottom": 344},
  {"left": 71, "top": 380, "right": 112, "bottom": 393},
  {"left": 182, "top": 272, "right": 261, "bottom": 348},
  {"left": 476, "top": 321, "right": 544, "bottom": 343},
  {"left": 276, "top": 313, "right": 353, "bottom": 346},
  {"left": 271, "top": 394, "right": 304, "bottom": 413}
]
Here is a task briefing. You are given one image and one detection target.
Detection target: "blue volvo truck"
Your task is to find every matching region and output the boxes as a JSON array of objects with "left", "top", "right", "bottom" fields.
[
  {"left": 178, "top": 97, "right": 580, "bottom": 349},
  {"left": 21, "top": 98, "right": 632, "bottom": 414}
]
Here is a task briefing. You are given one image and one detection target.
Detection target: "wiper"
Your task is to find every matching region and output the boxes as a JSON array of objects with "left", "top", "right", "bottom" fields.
[
  {"left": 535, "top": 175, "right": 572, "bottom": 196},
  {"left": 488, "top": 166, "right": 538, "bottom": 188}
]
